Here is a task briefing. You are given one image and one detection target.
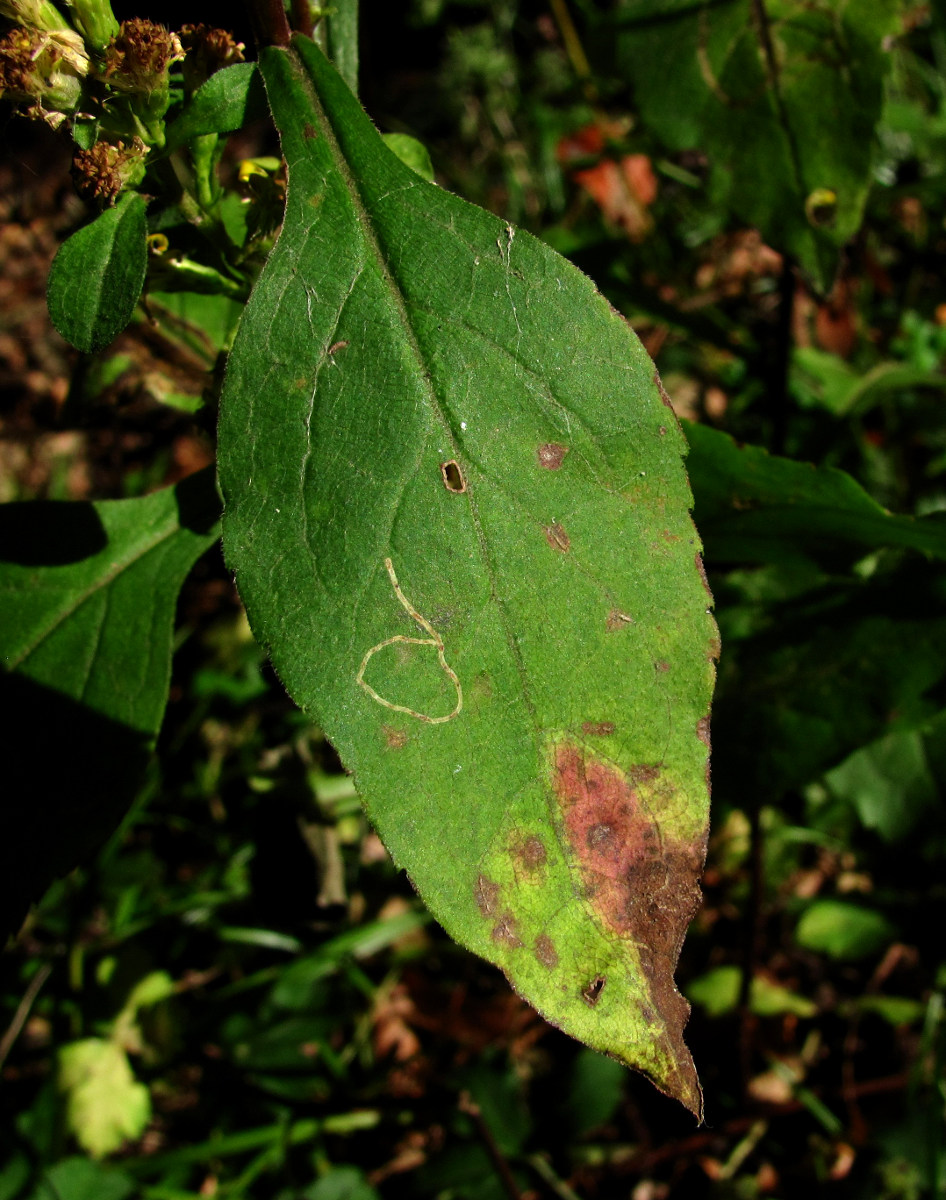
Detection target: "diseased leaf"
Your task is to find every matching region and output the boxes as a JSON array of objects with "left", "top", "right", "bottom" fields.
[
  {"left": 46, "top": 192, "right": 148, "bottom": 353},
  {"left": 0, "top": 470, "right": 221, "bottom": 939},
  {"left": 612, "top": 0, "right": 904, "bottom": 287},
  {"left": 218, "top": 37, "right": 716, "bottom": 1112}
]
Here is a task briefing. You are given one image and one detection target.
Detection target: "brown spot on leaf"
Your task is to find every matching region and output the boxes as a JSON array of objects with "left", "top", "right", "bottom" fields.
[
  {"left": 514, "top": 834, "right": 547, "bottom": 871},
  {"left": 383, "top": 725, "right": 408, "bottom": 750},
  {"left": 303, "top": 123, "right": 317, "bottom": 140},
  {"left": 535, "top": 934, "right": 559, "bottom": 968},
  {"left": 606, "top": 609, "right": 633, "bottom": 631},
  {"left": 582, "top": 975, "right": 606, "bottom": 1006},
  {"left": 654, "top": 369, "right": 676, "bottom": 412},
  {"left": 583, "top": 721, "right": 616, "bottom": 737},
  {"left": 474, "top": 874, "right": 500, "bottom": 918},
  {"left": 538, "top": 443, "right": 569, "bottom": 470},
  {"left": 696, "top": 716, "right": 711, "bottom": 748},
  {"left": 544, "top": 522, "right": 570, "bottom": 553},
  {"left": 655, "top": 660, "right": 670, "bottom": 673},
  {"left": 492, "top": 911, "right": 523, "bottom": 947},
  {"left": 695, "top": 552, "right": 712, "bottom": 602},
  {"left": 708, "top": 633, "right": 721, "bottom": 663},
  {"left": 552, "top": 742, "right": 706, "bottom": 1112},
  {"left": 328, "top": 340, "right": 348, "bottom": 356},
  {"left": 440, "top": 460, "right": 466, "bottom": 492}
]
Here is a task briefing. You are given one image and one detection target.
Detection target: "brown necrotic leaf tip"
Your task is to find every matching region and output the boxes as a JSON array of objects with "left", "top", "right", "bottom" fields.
[{"left": 553, "top": 742, "right": 706, "bottom": 1110}]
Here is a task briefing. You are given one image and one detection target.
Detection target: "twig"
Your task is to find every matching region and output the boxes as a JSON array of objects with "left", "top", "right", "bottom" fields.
[
  {"left": 0, "top": 962, "right": 53, "bottom": 1071},
  {"left": 246, "top": 0, "right": 292, "bottom": 48},
  {"left": 458, "top": 1091, "right": 523, "bottom": 1200}
]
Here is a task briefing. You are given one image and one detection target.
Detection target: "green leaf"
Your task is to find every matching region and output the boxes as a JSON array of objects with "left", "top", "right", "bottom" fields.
[
  {"left": 613, "top": 0, "right": 903, "bottom": 287},
  {"left": 218, "top": 36, "right": 716, "bottom": 1113},
  {"left": 0, "top": 470, "right": 221, "bottom": 939},
  {"left": 686, "top": 421, "right": 946, "bottom": 566},
  {"left": 825, "top": 728, "right": 936, "bottom": 842},
  {"left": 381, "top": 133, "right": 435, "bottom": 182},
  {"left": 792, "top": 349, "right": 946, "bottom": 418},
  {"left": 687, "top": 965, "right": 817, "bottom": 1018},
  {"left": 324, "top": 0, "right": 359, "bottom": 96},
  {"left": 47, "top": 192, "right": 148, "bottom": 354},
  {"left": 58, "top": 1040, "right": 151, "bottom": 1158},
  {"left": 303, "top": 1168, "right": 380, "bottom": 1200},
  {"left": 795, "top": 900, "right": 896, "bottom": 960},
  {"left": 28, "top": 1158, "right": 136, "bottom": 1200},
  {"left": 164, "top": 62, "right": 267, "bottom": 150}
]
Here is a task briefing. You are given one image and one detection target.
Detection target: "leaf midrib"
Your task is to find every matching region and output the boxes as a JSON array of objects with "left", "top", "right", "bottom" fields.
[{"left": 280, "top": 40, "right": 543, "bottom": 738}]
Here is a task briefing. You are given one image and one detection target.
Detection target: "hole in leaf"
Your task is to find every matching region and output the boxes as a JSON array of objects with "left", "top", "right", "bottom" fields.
[
  {"left": 441, "top": 460, "right": 465, "bottom": 492},
  {"left": 582, "top": 975, "right": 606, "bottom": 1007}
]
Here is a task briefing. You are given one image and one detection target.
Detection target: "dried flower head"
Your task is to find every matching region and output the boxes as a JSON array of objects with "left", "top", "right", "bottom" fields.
[
  {"left": 102, "top": 18, "right": 182, "bottom": 93},
  {"left": 72, "top": 135, "right": 148, "bottom": 202},
  {"left": 0, "top": 23, "right": 89, "bottom": 112},
  {"left": 179, "top": 23, "right": 244, "bottom": 92}
]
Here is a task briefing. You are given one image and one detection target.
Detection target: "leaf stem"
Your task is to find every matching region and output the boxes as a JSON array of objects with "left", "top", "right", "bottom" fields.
[{"left": 458, "top": 1091, "right": 523, "bottom": 1200}]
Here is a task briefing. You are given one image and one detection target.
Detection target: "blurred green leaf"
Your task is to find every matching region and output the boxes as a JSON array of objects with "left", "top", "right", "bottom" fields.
[
  {"left": 854, "top": 995, "right": 925, "bottom": 1025},
  {"left": 564, "top": 1048, "right": 626, "bottom": 1137},
  {"left": 303, "top": 1168, "right": 380, "bottom": 1200},
  {"left": 613, "top": 0, "right": 904, "bottom": 287},
  {"left": 825, "top": 728, "right": 936, "bottom": 842},
  {"left": 58, "top": 1040, "right": 151, "bottom": 1158},
  {"left": 47, "top": 192, "right": 148, "bottom": 354},
  {"left": 687, "top": 965, "right": 817, "bottom": 1018},
  {"left": 270, "top": 909, "right": 430, "bottom": 1009},
  {"left": 27, "top": 1158, "right": 136, "bottom": 1200},
  {"left": 792, "top": 349, "right": 946, "bottom": 418},
  {"left": 795, "top": 900, "right": 896, "bottom": 960}
]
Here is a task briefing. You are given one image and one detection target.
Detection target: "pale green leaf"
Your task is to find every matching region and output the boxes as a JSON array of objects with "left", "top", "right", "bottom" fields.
[
  {"left": 218, "top": 37, "right": 716, "bottom": 1113},
  {"left": 795, "top": 900, "right": 896, "bottom": 960},
  {"left": 58, "top": 1040, "right": 151, "bottom": 1158}
]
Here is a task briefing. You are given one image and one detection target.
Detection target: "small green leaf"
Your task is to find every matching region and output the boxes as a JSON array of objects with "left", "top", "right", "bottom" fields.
[
  {"left": 164, "top": 62, "right": 267, "bottom": 150},
  {"left": 382, "top": 133, "right": 435, "bottom": 182},
  {"left": 303, "top": 1167, "right": 380, "bottom": 1200},
  {"left": 58, "top": 1040, "right": 151, "bottom": 1158},
  {"left": 795, "top": 900, "right": 896, "bottom": 960},
  {"left": 0, "top": 470, "right": 221, "bottom": 938},
  {"left": 219, "top": 37, "right": 716, "bottom": 1113},
  {"left": 688, "top": 965, "right": 817, "bottom": 1018},
  {"left": 47, "top": 192, "right": 148, "bottom": 353}
]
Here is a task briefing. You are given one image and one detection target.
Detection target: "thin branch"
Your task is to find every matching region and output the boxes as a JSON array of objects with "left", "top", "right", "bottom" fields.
[
  {"left": 458, "top": 1091, "right": 523, "bottom": 1200},
  {"left": 0, "top": 962, "right": 53, "bottom": 1071}
]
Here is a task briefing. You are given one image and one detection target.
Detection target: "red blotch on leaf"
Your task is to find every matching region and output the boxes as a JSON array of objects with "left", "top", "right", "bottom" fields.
[{"left": 552, "top": 742, "right": 706, "bottom": 1113}]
